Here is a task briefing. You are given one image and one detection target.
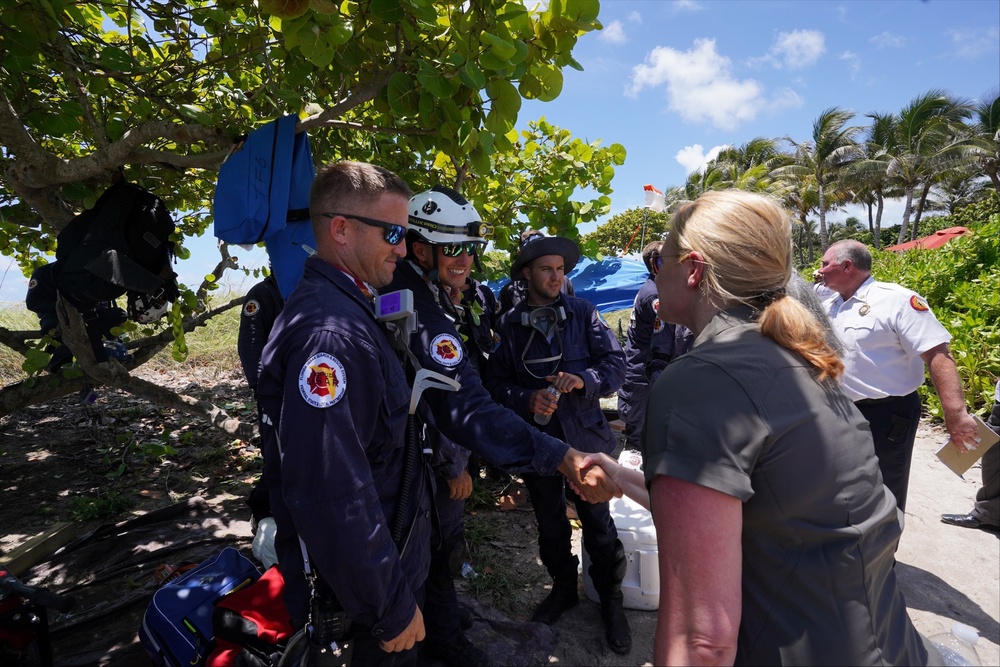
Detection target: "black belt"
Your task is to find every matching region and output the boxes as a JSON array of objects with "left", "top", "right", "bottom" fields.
[{"left": 855, "top": 392, "right": 916, "bottom": 407}]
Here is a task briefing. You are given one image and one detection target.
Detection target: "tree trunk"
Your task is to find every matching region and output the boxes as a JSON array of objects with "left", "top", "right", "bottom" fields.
[
  {"left": 911, "top": 182, "right": 932, "bottom": 241},
  {"left": 898, "top": 184, "right": 915, "bottom": 245},
  {"left": 874, "top": 190, "right": 884, "bottom": 250},
  {"left": 818, "top": 180, "right": 829, "bottom": 250}
]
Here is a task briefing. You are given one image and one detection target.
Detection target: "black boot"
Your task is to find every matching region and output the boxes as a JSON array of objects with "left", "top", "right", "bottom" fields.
[
  {"left": 531, "top": 577, "right": 579, "bottom": 625},
  {"left": 601, "top": 594, "right": 631, "bottom": 655},
  {"left": 590, "top": 540, "right": 631, "bottom": 654}
]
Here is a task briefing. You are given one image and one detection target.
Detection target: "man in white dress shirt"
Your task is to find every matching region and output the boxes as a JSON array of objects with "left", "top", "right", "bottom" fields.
[{"left": 818, "top": 240, "right": 978, "bottom": 512}]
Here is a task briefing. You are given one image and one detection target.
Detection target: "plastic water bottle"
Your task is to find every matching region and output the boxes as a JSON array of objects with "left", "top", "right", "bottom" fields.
[
  {"left": 533, "top": 385, "right": 561, "bottom": 426},
  {"left": 929, "top": 623, "right": 982, "bottom": 666}
]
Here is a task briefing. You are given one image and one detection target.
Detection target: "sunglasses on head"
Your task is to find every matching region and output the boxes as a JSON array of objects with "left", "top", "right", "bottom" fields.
[
  {"left": 440, "top": 242, "right": 484, "bottom": 257},
  {"left": 320, "top": 212, "right": 407, "bottom": 245}
]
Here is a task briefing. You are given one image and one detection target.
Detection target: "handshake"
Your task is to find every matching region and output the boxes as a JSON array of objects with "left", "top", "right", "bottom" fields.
[{"left": 557, "top": 449, "right": 649, "bottom": 510}]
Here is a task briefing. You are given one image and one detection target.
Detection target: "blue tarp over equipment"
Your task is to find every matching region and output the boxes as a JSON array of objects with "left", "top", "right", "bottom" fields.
[{"left": 489, "top": 256, "right": 649, "bottom": 313}]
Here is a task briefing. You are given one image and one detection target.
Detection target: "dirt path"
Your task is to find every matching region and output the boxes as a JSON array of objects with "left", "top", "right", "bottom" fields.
[{"left": 2, "top": 381, "right": 997, "bottom": 665}]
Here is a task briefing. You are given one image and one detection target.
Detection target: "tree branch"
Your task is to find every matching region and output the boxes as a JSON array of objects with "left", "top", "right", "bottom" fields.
[{"left": 0, "top": 297, "right": 248, "bottom": 440}]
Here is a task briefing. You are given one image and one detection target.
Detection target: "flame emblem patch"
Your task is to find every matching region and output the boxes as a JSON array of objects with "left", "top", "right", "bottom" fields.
[
  {"left": 243, "top": 299, "right": 260, "bottom": 317},
  {"left": 298, "top": 353, "right": 347, "bottom": 408},
  {"left": 909, "top": 295, "right": 929, "bottom": 312},
  {"left": 653, "top": 317, "right": 665, "bottom": 335},
  {"left": 430, "top": 333, "right": 463, "bottom": 367}
]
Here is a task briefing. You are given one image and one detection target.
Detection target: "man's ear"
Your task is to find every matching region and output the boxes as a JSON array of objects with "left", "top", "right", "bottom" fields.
[
  {"left": 326, "top": 214, "right": 349, "bottom": 246},
  {"left": 521, "top": 265, "right": 532, "bottom": 282},
  {"left": 413, "top": 241, "right": 432, "bottom": 265}
]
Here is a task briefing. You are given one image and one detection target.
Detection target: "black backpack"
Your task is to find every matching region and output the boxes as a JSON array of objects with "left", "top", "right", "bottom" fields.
[{"left": 53, "top": 181, "right": 179, "bottom": 309}]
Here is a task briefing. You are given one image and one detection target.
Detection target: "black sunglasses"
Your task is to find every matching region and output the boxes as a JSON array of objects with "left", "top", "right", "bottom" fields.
[
  {"left": 321, "top": 212, "right": 407, "bottom": 246},
  {"left": 440, "top": 242, "right": 484, "bottom": 257}
]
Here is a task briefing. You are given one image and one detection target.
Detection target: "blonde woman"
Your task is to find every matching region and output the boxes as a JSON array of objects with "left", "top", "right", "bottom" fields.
[{"left": 606, "top": 190, "right": 941, "bottom": 666}]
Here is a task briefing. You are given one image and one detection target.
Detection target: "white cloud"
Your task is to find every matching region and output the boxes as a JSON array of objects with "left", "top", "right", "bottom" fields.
[
  {"left": 627, "top": 38, "right": 799, "bottom": 131},
  {"left": 767, "top": 29, "right": 826, "bottom": 69},
  {"left": 839, "top": 50, "right": 861, "bottom": 80},
  {"left": 599, "top": 20, "right": 627, "bottom": 44},
  {"left": 869, "top": 31, "right": 907, "bottom": 49},
  {"left": 627, "top": 11, "right": 641, "bottom": 23},
  {"left": 675, "top": 144, "right": 729, "bottom": 174},
  {"left": 673, "top": 0, "right": 703, "bottom": 12},
  {"left": 946, "top": 27, "right": 1000, "bottom": 59}
]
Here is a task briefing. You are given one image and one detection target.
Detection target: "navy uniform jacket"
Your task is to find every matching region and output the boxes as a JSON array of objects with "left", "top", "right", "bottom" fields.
[
  {"left": 425, "top": 276, "right": 498, "bottom": 480},
  {"left": 617, "top": 276, "right": 691, "bottom": 442},
  {"left": 237, "top": 274, "right": 284, "bottom": 391},
  {"left": 257, "top": 257, "right": 427, "bottom": 640},
  {"left": 486, "top": 293, "right": 626, "bottom": 455},
  {"left": 385, "top": 261, "right": 570, "bottom": 481}
]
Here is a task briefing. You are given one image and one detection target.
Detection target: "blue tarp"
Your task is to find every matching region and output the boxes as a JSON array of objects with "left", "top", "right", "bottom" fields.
[{"left": 488, "top": 256, "right": 649, "bottom": 313}]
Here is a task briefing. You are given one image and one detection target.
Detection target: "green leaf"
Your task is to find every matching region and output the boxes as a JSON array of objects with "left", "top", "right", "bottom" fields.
[
  {"left": 469, "top": 145, "right": 491, "bottom": 174},
  {"left": 533, "top": 64, "right": 563, "bottom": 102},
  {"left": 99, "top": 46, "right": 134, "bottom": 72},
  {"left": 565, "top": 0, "right": 600, "bottom": 22},
  {"left": 486, "top": 79, "right": 521, "bottom": 119},
  {"left": 459, "top": 61, "right": 487, "bottom": 91},
  {"left": 481, "top": 32, "right": 517, "bottom": 61},
  {"left": 388, "top": 72, "right": 419, "bottom": 115},
  {"left": 371, "top": 0, "right": 404, "bottom": 22},
  {"left": 416, "top": 67, "right": 454, "bottom": 99},
  {"left": 178, "top": 104, "right": 214, "bottom": 126}
]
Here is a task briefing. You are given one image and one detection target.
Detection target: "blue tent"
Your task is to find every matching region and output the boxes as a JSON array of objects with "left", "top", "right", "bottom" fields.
[{"left": 488, "top": 256, "right": 649, "bottom": 313}]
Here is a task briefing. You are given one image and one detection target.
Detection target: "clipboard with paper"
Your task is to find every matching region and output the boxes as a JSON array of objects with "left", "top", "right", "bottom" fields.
[{"left": 935, "top": 414, "right": 1000, "bottom": 477}]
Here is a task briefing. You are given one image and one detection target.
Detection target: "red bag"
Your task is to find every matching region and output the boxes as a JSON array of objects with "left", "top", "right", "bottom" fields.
[{"left": 205, "top": 565, "right": 294, "bottom": 667}]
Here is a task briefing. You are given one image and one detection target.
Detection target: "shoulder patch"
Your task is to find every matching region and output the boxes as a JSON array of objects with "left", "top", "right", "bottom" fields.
[
  {"left": 652, "top": 317, "right": 665, "bottom": 335},
  {"left": 243, "top": 299, "right": 260, "bottom": 317},
  {"left": 652, "top": 298, "right": 659, "bottom": 313},
  {"left": 430, "top": 333, "right": 463, "bottom": 367},
  {"left": 298, "top": 352, "right": 347, "bottom": 408},
  {"left": 27, "top": 278, "right": 37, "bottom": 290},
  {"left": 909, "top": 295, "right": 929, "bottom": 312}
]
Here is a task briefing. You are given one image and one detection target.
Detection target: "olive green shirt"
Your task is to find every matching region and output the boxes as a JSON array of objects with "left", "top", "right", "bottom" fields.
[{"left": 643, "top": 306, "right": 933, "bottom": 666}]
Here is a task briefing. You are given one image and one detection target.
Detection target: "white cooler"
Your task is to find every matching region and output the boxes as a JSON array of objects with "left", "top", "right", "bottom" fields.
[{"left": 582, "top": 470, "right": 660, "bottom": 610}]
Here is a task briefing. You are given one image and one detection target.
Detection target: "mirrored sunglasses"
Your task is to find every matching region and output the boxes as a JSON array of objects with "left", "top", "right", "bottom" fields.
[
  {"left": 440, "top": 241, "right": 484, "bottom": 257},
  {"left": 321, "top": 212, "right": 406, "bottom": 245}
]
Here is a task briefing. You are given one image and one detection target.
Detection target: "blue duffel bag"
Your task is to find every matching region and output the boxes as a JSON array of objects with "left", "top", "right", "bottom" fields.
[{"left": 139, "top": 547, "right": 261, "bottom": 667}]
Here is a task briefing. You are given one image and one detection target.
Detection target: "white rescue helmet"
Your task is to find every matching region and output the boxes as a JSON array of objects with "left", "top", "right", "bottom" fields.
[{"left": 407, "top": 185, "right": 493, "bottom": 246}]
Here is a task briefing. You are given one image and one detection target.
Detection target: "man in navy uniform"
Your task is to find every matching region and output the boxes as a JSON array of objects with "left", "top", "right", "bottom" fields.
[
  {"left": 485, "top": 233, "right": 632, "bottom": 655},
  {"left": 237, "top": 273, "right": 284, "bottom": 397},
  {"left": 387, "top": 186, "right": 615, "bottom": 666},
  {"left": 258, "top": 164, "right": 616, "bottom": 665},
  {"left": 617, "top": 240, "right": 691, "bottom": 449}
]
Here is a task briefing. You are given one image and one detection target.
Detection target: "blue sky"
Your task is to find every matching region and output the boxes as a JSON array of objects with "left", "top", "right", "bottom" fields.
[
  {"left": 523, "top": 0, "right": 999, "bottom": 218},
  {"left": 1, "top": 0, "right": 998, "bottom": 304}
]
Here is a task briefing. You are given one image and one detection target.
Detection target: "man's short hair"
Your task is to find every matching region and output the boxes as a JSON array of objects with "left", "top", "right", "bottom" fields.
[
  {"left": 309, "top": 161, "right": 411, "bottom": 237},
  {"left": 641, "top": 240, "right": 662, "bottom": 273},
  {"left": 829, "top": 240, "right": 872, "bottom": 272}
]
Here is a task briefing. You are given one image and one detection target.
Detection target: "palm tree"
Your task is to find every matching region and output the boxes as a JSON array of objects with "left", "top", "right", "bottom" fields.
[
  {"left": 844, "top": 111, "right": 903, "bottom": 249},
  {"left": 885, "top": 90, "right": 976, "bottom": 244},
  {"left": 971, "top": 88, "right": 1000, "bottom": 193},
  {"left": 775, "top": 108, "right": 862, "bottom": 250},
  {"left": 782, "top": 175, "right": 820, "bottom": 265},
  {"left": 712, "top": 137, "right": 793, "bottom": 194}
]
